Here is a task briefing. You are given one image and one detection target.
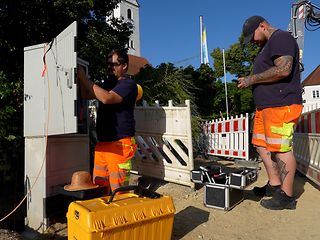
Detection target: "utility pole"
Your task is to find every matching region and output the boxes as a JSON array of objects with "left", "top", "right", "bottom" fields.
[{"left": 223, "top": 48, "right": 229, "bottom": 119}]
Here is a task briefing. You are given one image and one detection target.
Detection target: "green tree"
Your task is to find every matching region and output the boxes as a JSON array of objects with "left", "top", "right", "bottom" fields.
[
  {"left": 211, "top": 80, "right": 228, "bottom": 119},
  {"left": 134, "top": 63, "right": 195, "bottom": 105},
  {"left": 133, "top": 63, "right": 204, "bottom": 149},
  {"left": 227, "top": 81, "right": 255, "bottom": 116},
  {"left": 210, "top": 38, "right": 260, "bottom": 117},
  {"left": 0, "top": 0, "right": 132, "bottom": 228},
  {"left": 211, "top": 37, "right": 259, "bottom": 78},
  {"left": 191, "top": 64, "right": 217, "bottom": 118}
]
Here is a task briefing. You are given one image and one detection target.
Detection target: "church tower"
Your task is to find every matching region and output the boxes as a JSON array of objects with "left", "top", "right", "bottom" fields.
[{"left": 113, "top": 0, "right": 141, "bottom": 56}]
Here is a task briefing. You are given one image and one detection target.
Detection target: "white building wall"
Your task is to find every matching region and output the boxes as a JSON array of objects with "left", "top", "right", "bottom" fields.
[
  {"left": 303, "top": 85, "right": 320, "bottom": 104},
  {"left": 302, "top": 85, "right": 320, "bottom": 113},
  {"left": 114, "top": 0, "right": 141, "bottom": 56}
]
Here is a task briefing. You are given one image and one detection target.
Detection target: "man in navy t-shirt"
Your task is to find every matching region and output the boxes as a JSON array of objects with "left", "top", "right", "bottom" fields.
[
  {"left": 78, "top": 49, "right": 137, "bottom": 193},
  {"left": 238, "top": 16, "right": 303, "bottom": 210}
]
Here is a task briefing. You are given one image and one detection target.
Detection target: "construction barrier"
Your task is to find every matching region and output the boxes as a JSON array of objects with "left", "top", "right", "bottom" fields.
[
  {"left": 204, "top": 114, "right": 250, "bottom": 161},
  {"left": 294, "top": 108, "right": 320, "bottom": 186},
  {"left": 133, "top": 100, "right": 194, "bottom": 187}
]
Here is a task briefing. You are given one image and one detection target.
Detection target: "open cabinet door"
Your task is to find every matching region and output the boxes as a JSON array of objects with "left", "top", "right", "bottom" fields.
[{"left": 24, "top": 21, "right": 77, "bottom": 136}]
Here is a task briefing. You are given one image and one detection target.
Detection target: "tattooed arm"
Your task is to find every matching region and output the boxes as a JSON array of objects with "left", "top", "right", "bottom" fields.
[{"left": 237, "top": 55, "right": 293, "bottom": 88}]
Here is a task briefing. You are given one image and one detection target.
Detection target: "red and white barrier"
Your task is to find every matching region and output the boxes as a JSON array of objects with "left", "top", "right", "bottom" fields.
[
  {"left": 204, "top": 113, "right": 250, "bottom": 160},
  {"left": 295, "top": 110, "right": 320, "bottom": 134},
  {"left": 294, "top": 108, "right": 320, "bottom": 186}
]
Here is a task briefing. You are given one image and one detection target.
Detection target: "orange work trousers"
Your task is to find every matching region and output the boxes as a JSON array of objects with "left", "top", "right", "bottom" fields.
[{"left": 93, "top": 137, "right": 137, "bottom": 193}]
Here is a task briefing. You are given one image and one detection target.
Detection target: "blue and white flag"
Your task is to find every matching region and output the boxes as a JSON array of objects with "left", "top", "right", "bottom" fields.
[{"left": 202, "top": 27, "right": 209, "bottom": 65}]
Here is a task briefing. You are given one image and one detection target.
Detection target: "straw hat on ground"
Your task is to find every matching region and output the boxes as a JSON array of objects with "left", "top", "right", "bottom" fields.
[{"left": 64, "top": 171, "right": 99, "bottom": 191}]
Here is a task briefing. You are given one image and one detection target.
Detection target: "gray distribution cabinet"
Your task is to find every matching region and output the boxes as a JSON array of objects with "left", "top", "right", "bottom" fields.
[{"left": 24, "top": 21, "right": 90, "bottom": 232}]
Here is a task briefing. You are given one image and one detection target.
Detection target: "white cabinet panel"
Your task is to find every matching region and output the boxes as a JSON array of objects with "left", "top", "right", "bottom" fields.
[{"left": 24, "top": 21, "right": 78, "bottom": 136}]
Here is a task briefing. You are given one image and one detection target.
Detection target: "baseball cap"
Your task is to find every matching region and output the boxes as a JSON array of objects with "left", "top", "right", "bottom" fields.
[{"left": 242, "top": 16, "right": 265, "bottom": 44}]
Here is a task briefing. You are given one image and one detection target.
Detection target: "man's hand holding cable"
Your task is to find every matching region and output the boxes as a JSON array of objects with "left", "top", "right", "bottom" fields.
[{"left": 237, "top": 76, "right": 255, "bottom": 89}]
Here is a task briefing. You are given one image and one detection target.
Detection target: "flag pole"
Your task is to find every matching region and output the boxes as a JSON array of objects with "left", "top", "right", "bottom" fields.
[
  {"left": 200, "top": 15, "right": 203, "bottom": 64},
  {"left": 223, "top": 48, "right": 229, "bottom": 119}
]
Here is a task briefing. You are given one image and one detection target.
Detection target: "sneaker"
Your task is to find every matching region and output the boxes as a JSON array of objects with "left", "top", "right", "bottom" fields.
[
  {"left": 260, "top": 189, "right": 296, "bottom": 210},
  {"left": 253, "top": 182, "right": 280, "bottom": 197}
]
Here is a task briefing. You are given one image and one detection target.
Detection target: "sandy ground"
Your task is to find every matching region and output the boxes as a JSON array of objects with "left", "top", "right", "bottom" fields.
[
  {"left": 164, "top": 159, "right": 320, "bottom": 240},
  {"left": 2, "top": 158, "right": 320, "bottom": 240}
]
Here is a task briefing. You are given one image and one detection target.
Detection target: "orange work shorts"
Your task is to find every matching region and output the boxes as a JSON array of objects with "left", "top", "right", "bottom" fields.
[
  {"left": 252, "top": 104, "right": 303, "bottom": 152},
  {"left": 93, "top": 137, "right": 137, "bottom": 192}
]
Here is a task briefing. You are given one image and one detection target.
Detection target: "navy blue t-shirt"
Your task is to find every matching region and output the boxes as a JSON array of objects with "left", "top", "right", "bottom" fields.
[
  {"left": 252, "top": 29, "right": 302, "bottom": 108},
  {"left": 96, "top": 76, "right": 138, "bottom": 142}
]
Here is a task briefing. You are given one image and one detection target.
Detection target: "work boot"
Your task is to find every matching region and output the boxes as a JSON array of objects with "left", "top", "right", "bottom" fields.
[
  {"left": 253, "top": 182, "right": 280, "bottom": 197},
  {"left": 260, "top": 189, "right": 296, "bottom": 210}
]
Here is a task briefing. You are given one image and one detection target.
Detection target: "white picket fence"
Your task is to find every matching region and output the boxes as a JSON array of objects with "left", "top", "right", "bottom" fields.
[
  {"left": 133, "top": 100, "right": 194, "bottom": 187},
  {"left": 203, "top": 114, "right": 250, "bottom": 161}
]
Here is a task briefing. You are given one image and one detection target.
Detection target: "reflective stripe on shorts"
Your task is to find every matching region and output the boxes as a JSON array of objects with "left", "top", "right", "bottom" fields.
[{"left": 252, "top": 104, "right": 302, "bottom": 152}]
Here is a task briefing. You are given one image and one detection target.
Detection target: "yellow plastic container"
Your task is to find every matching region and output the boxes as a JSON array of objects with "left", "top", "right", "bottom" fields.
[{"left": 67, "top": 191, "right": 175, "bottom": 240}]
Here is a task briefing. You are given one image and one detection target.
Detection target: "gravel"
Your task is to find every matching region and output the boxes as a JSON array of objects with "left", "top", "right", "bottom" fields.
[{"left": 0, "top": 229, "right": 23, "bottom": 240}]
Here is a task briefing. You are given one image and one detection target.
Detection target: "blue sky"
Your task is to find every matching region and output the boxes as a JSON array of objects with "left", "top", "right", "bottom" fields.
[{"left": 138, "top": 0, "right": 320, "bottom": 80}]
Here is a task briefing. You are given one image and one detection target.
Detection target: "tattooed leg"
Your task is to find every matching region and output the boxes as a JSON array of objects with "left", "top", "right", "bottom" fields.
[
  {"left": 275, "top": 156, "right": 289, "bottom": 184},
  {"left": 275, "top": 151, "right": 296, "bottom": 197},
  {"left": 256, "top": 146, "right": 281, "bottom": 186}
]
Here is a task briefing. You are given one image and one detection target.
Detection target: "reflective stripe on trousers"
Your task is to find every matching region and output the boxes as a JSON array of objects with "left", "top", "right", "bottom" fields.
[{"left": 93, "top": 137, "right": 137, "bottom": 192}]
